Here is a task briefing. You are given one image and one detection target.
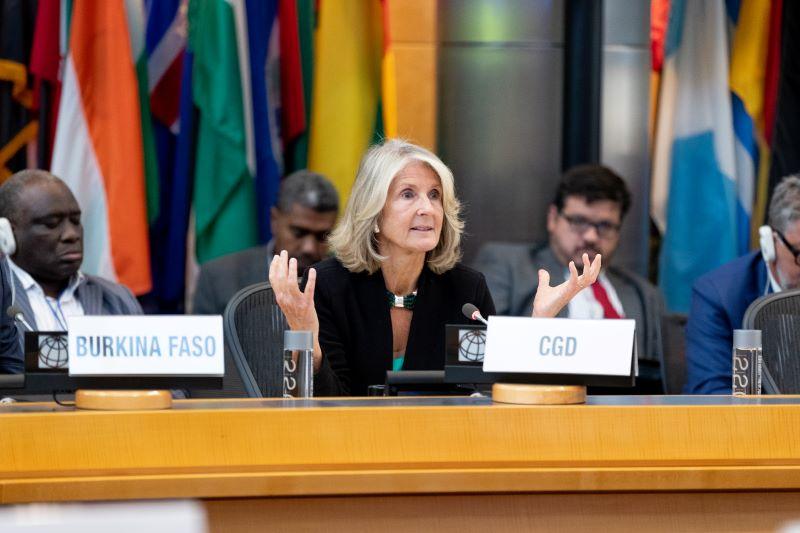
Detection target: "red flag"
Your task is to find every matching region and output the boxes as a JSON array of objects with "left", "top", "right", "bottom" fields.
[
  {"left": 29, "top": 0, "right": 62, "bottom": 167},
  {"left": 279, "top": 0, "right": 306, "bottom": 145}
]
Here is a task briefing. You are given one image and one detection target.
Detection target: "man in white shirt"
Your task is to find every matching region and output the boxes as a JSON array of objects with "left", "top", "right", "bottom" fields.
[
  {"left": 473, "top": 165, "right": 665, "bottom": 391},
  {"left": 0, "top": 170, "right": 142, "bottom": 369}
]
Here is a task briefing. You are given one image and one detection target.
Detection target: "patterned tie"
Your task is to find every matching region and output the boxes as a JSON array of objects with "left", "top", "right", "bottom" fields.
[{"left": 590, "top": 282, "right": 621, "bottom": 319}]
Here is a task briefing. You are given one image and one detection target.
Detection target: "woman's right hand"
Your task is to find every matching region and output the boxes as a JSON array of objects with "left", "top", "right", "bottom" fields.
[{"left": 269, "top": 250, "right": 322, "bottom": 370}]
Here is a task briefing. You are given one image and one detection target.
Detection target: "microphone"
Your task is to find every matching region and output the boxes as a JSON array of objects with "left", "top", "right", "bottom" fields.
[
  {"left": 462, "top": 303, "right": 488, "bottom": 326},
  {"left": 6, "top": 306, "right": 33, "bottom": 332}
]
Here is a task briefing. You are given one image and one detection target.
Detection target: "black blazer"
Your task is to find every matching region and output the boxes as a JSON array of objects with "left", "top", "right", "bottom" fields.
[{"left": 311, "top": 257, "right": 495, "bottom": 396}]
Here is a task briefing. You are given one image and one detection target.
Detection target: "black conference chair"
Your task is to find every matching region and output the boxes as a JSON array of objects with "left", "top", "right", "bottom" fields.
[
  {"left": 222, "top": 282, "right": 288, "bottom": 398},
  {"left": 743, "top": 288, "right": 800, "bottom": 394},
  {"left": 659, "top": 313, "right": 688, "bottom": 394},
  {"left": 185, "top": 343, "right": 250, "bottom": 399}
]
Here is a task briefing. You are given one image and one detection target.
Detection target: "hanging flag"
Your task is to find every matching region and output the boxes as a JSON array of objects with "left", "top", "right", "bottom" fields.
[
  {"left": 649, "top": 0, "right": 670, "bottom": 144},
  {"left": 125, "top": 0, "right": 160, "bottom": 226},
  {"left": 0, "top": 0, "right": 38, "bottom": 181},
  {"left": 308, "top": 0, "right": 383, "bottom": 209},
  {"left": 380, "top": 0, "right": 398, "bottom": 139},
  {"left": 284, "top": 0, "right": 315, "bottom": 172},
  {"left": 146, "top": 0, "right": 193, "bottom": 312},
  {"left": 651, "top": 0, "right": 739, "bottom": 312},
  {"left": 728, "top": 0, "right": 780, "bottom": 247},
  {"left": 189, "top": 0, "right": 259, "bottom": 263},
  {"left": 279, "top": 0, "right": 306, "bottom": 151},
  {"left": 51, "top": 0, "right": 152, "bottom": 294},
  {"left": 29, "top": 0, "right": 62, "bottom": 170},
  {"left": 245, "top": 0, "right": 283, "bottom": 243},
  {"left": 769, "top": 1, "right": 800, "bottom": 190}
]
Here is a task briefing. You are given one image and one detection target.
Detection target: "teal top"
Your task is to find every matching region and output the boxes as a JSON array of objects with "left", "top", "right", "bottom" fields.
[{"left": 392, "top": 355, "right": 404, "bottom": 371}]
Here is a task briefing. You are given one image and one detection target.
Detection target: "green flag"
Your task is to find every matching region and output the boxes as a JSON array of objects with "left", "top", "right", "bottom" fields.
[
  {"left": 125, "top": 0, "right": 160, "bottom": 224},
  {"left": 189, "top": 0, "right": 258, "bottom": 263}
]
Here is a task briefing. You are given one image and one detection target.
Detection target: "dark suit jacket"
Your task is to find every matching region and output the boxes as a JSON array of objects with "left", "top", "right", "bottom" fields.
[
  {"left": 193, "top": 243, "right": 273, "bottom": 315},
  {"left": 7, "top": 272, "right": 143, "bottom": 373},
  {"left": 684, "top": 251, "right": 767, "bottom": 394},
  {"left": 473, "top": 242, "right": 665, "bottom": 366},
  {"left": 311, "top": 257, "right": 496, "bottom": 396},
  {"left": 0, "top": 262, "right": 20, "bottom": 373}
]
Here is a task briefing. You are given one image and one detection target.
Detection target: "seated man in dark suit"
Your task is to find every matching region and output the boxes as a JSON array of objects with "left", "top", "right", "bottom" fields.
[
  {"left": 685, "top": 175, "right": 800, "bottom": 394},
  {"left": 473, "top": 165, "right": 664, "bottom": 391},
  {"left": 0, "top": 260, "right": 20, "bottom": 373},
  {"left": 193, "top": 170, "right": 339, "bottom": 315},
  {"left": 0, "top": 170, "right": 143, "bottom": 371}
]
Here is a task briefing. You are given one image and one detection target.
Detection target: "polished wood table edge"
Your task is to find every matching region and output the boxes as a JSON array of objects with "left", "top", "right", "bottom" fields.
[
  {"left": 3, "top": 396, "right": 800, "bottom": 505},
  {"left": 4, "top": 465, "right": 800, "bottom": 504},
  {"left": 3, "top": 399, "right": 800, "bottom": 473}
]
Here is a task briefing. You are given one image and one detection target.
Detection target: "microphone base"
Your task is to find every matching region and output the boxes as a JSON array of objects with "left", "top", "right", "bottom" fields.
[
  {"left": 75, "top": 390, "right": 173, "bottom": 410},
  {"left": 491, "top": 383, "right": 586, "bottom": 405}
]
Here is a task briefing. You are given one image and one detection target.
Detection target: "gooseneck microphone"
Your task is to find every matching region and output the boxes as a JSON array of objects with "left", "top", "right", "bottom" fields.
[
  {"left": 462, "top": 303, "right": 488, "bottom": 326},
  {"left": 6, "top": 306, "right": 34, "bottom": 332}
]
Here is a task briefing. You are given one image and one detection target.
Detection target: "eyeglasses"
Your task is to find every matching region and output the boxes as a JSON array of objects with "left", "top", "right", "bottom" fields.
[
  {"left": 559, "top": 213, "right": 621, "bottom": 239},
  {"left": 775, "top": 230, "right": 800, "bottom": 267}
]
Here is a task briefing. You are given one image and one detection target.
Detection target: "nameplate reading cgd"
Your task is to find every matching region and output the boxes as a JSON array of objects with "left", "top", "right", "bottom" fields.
[
  {"left": 482, "top": 316, "right": 636, "bottom": 377},
  {"left": 67, "top": 315, "right": 224, "bottom": 376}
]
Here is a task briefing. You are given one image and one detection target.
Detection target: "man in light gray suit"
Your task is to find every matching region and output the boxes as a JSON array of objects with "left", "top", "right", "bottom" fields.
[
  {"left": 473, "top": 165, "right": 665, "bottom": 392},
  {"left": 0, "top": 170, "right": 142, "bottom": 370},
  {"left": 193, "top": 170, "right": 339, "bottom": 315}
]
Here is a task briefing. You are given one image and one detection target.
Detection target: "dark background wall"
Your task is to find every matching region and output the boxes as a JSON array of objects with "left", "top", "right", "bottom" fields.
[{"left": 438, "top": 0, "right": 651, "bottom": 275}]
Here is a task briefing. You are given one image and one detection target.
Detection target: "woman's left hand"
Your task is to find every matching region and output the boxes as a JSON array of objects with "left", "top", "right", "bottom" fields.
[{"left": 532, "top": 253, "right": 602, "bottom": 318}]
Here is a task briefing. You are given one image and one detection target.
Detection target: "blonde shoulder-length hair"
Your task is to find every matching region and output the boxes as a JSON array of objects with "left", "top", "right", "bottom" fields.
[{"left": 328, "top": 139, "right": 464, "bottom": 274}]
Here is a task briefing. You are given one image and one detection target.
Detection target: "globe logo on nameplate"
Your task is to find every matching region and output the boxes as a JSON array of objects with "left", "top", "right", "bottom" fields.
[
  {"left": 458, "top": 329, "right": 486, "bottom": 362},
  {"left": 39, "top": 334, "right": 69, "bottom": 369}
]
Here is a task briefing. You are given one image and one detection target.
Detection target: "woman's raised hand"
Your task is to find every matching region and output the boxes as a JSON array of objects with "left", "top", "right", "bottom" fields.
[
  {"left": 269, "top": 250, "right": 322, "bottom": 369},
  {"left": 531, "top": 253, "right": 602, "bottom": 318}
]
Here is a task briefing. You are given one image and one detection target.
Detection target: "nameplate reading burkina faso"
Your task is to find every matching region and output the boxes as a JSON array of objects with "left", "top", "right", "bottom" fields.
[{"left": 67, "top": 315, "right": 224, "bottom": 376}]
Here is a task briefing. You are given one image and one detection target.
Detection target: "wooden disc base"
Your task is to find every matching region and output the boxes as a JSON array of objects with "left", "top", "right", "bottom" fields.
[
  {"left": 75, "top": 390, "right": 172, "bottom": 411},
  {"left": 492, "top": 383, "right": 587, "bottom": 405}
]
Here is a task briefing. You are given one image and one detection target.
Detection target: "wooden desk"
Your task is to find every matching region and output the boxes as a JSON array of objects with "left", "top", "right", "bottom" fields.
[{"left": 2, "top": 395, "right": 800, "bottom": 532}]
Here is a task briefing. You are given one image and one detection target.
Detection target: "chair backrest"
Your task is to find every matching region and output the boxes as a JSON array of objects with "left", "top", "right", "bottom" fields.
[
  {"left": 223, "top": 282, "right": 288, "bottom": 398},
  {"left": 742, "top": 288, "right": 800, "bottom": 394},
  {"left": 185, "top": 343, "right": 250, "bottom": 399},
  {"left": 660, "top": 313, "right": 688, "bottom": 394}
]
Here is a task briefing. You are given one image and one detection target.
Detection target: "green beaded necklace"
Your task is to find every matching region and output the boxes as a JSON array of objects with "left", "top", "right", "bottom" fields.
[{"left": 386, "top": 289, "right": 417, "bottom": 310}]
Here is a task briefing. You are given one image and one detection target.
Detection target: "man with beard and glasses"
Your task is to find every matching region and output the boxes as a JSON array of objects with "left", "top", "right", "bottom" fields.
[
  {"left": 0, "top": 170, "right": 143, "bottom": 371},
  {"left": 685, "top": 175, "right": 800, "bottom": 394},
  {"left": 193, "top": 170, "right": 339, "bottom": 315},
  {"left": 474, "top": 165, "right": 665, "bottom": 392}
]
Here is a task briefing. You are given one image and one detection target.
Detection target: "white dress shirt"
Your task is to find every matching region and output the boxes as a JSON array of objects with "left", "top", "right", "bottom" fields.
[
  {"left": 9, "top": 260, "right": 85, "bottom": 331},
  {"left": 566, "top": 270, "right": 625, "bottom": 319}
]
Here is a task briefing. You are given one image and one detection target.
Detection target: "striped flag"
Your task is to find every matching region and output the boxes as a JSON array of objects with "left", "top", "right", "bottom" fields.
[
  {"left": 126, "top": 0, "right": 160, "bottom": 226},
  {"left": 284, "top": 0, "right": 315, "bottom": 172},
  {"left": 651, "top": 0, "right": 739, "bottom": 312},
  {"left": 145, "top": 0, "right": 193, "bottom": 311},
  {"left": 279, "top": 0, "right": 306, "bottom": 151},
  {"left": 51, "top": 0, "right": 152, "bottom": 295},
  {"left": 729, "top": 0, "right": 781, "bottom": 248}
]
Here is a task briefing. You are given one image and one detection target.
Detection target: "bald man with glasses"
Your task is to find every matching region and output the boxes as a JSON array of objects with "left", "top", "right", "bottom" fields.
[
  {"left": 474, "top": 165, "right": 665, "bottom": 392},
  {"left": 685, "top": 175, "right": 800, "bottom": 394}
]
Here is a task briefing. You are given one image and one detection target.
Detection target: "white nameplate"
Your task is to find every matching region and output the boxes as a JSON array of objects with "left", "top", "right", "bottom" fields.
[
  {"left": 482, "top": 316, "right": 635, "bottom": 376},
  {"left": 67, "top": 316, "right": 224, "bottom": 376}
]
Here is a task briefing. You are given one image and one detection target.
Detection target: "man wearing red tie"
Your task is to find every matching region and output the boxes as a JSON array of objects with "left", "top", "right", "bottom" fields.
[{"left": 474, "top": 165, "right": 665, "bottom": 391}]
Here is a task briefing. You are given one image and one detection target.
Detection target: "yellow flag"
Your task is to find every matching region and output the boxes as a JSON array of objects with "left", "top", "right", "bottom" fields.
[{"left": 308, "top": 0, "right": 383, "bottom": 210}]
